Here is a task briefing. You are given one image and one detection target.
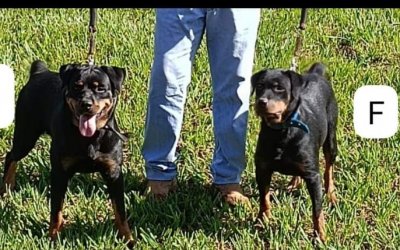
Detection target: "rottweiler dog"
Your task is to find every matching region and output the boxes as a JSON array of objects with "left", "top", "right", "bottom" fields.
[
  {"left": 251, "top": 63, "right": 338, "bottom": 242},
  {"left": 1, "top": 60, "right": 133, "bottom": 246}
]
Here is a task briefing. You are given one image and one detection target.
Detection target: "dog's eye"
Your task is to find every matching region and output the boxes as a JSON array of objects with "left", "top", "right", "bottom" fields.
[
  {"left": 73, "top": 85, "right": 83, "bottom": 91},
  {"left": 97, "top": 86, "right": 107, "bottom": 93},
  {"left": 256, "top": 83, "right": 263, "bottom": 90},
  {"left": 273, "top": 86, "right": 285, "bottom": 93},
  {"left": 73, "top": 80, "right": 84, "bottom": 91}
]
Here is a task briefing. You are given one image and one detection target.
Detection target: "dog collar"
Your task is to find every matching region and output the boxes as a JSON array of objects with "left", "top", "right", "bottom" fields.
[
  {"left": 287, "top": 110, "right": 310, "bottom": 133},
  {"left": 267, "top": 109, "right": 310, "bottom": 133}
]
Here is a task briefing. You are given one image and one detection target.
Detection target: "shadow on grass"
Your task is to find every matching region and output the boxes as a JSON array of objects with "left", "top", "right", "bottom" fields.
[
  {"left": 126, "top": 175, "right": 257, "bottom": 243},
  {"left": 2, "top": 163, "right": 305, "bottom": 247},
  {"left": 1, "top": 160, "right": 334, "bottom": 248}
]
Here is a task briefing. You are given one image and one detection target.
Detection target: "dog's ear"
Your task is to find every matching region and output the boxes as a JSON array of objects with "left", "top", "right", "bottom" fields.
[
  {"left": 101, "top": 66, "right": 126, "bottom": 95},
  {"left": 284, "top": 70, "right": 303, "bottom": 100},
  {"left": 283, "top": 70, "right": 304, "bottom": 113},
  {"left": 59, "top": 64, "right": 79, "bottom": 88},
  {"left": 250, "top": 69, "right": 267, "bottom": 96}
]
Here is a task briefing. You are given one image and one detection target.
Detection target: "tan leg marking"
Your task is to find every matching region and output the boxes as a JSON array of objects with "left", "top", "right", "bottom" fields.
[
  {"left": 324, "top": 161, "right": 337, "bottom": 205},
  {"left": 0, "top": 161, "right": 18, "bottom": 194},
  {"left": 112, "top": 201, "right": 134, "bottom": 246},
  {"left": 313, "top": 211, "right": 326, "bottom": 243},
  {"left": 49, "top": 206, "right": 64, "bottom": 241}
]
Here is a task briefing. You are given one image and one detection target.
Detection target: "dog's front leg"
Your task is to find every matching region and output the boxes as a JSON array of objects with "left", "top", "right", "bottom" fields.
[
  {"left": 0, "top": 153, "right": 18, "bottom": 195},
  {"left": 256, "top": 161, "right": 273, "bottom": 220},
  {"left": 49, "top": 167, "right": 70, "bottom": 241},
  {"left": 304, "top": 171, "right": 326, "bottom": 243},
  {"left": 102, "top": 171, "right": 134, "bottom": 248}
]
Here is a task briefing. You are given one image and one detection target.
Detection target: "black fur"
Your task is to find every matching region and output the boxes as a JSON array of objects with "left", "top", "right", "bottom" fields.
[
  {"left": 251, "top": 62, "right": 338, "bottom": 242},
  {"left": 1, "top": 60, "right": 133, "bottom": 246}
]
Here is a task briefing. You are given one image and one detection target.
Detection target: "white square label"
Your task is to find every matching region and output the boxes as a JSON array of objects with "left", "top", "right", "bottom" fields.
[
  {"left": 0, "top": 64, "right": 15, "bottom": 129},
  {"left": 354, "top": 85, "right": 398, "bottom": 138}
]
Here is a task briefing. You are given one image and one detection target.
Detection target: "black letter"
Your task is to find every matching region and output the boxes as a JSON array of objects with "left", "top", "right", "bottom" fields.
[{"left": 370, "top": 101, "right": 384, "bottom": 124}]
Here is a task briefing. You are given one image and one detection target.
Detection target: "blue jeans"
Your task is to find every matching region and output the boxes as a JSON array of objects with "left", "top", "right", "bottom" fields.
[{"left": 142, "top": 8, "right": 260, "bottom": 184}]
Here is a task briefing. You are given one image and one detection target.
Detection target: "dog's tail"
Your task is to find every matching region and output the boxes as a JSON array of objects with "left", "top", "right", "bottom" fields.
[
  {"left": 30, "top": 60, "right": 49, "bottom": 76},
  {"left": 307, "top": 62, "right": 325, "bottom": 76}
]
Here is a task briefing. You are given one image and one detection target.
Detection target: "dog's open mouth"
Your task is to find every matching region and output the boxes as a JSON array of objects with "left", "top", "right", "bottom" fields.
[
  {"left": 66, "top": 96, "right": 113, "bottom": 138},
  {"left": 76, "top": 109, "right": 107, "bottom": 137},
  {"left": 255, "top": 101, "right": 288, "bottom": 125},
  {"left": 265, "top": 112, "right": 281, "bottom": 119},
  {"left": 262, "top": 111, "right": 284, "bottom": 124}
]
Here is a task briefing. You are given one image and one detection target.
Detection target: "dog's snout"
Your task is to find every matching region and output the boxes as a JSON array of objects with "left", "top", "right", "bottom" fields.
[
  {"left": 80, "top": 99, "right": 93, "bottom": 112},
  {"left": 257, "top": 98, "right": 268, "bottom": 107}
]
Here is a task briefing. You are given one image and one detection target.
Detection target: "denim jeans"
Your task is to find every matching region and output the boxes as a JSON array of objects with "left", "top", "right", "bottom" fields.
[{"left": 142, "top": 8, "right": 260, "bottom": 184}]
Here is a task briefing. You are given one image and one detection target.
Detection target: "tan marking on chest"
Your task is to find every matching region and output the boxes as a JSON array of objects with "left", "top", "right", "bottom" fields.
[{"left": 95, "top": 155, "right": 118, "bottom": 173}]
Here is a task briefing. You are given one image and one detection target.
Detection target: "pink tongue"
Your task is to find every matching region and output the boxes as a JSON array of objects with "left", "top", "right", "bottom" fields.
[{"left": 79, "top": 114, "right": 97, "bottom": 137}]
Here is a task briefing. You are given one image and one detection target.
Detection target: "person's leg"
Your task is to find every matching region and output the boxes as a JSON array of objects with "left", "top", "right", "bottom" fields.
[
  {"left": 205, "top": 8, "right": 260, "bottom": 203},
  {"left": 142, "top": 8, "right": 206, "bottom": 196}
]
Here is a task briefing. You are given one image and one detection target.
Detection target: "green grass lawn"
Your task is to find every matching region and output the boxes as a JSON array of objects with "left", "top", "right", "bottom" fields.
[{"left": 1, "top": 8, "right": 400, "bottom": 249}]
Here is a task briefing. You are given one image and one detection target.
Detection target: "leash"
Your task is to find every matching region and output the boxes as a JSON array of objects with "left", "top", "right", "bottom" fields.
[
  {"left": 87, "top": 8, "right": 97, "bottom": 66},
  {"left": 288, "top": 10, "right": 309, "bottom": 236},
  {"left": 290, "top": 8, "right": 307, "bottom": 72},
  {"left": 85, "top": 10, "right": 128, "bottom": 142},
  {"left": 103, "top": 97, "right": 129, "bottom": 142},
  {"left": 104, "top": 125, "right": 129, "bottom": 142}
]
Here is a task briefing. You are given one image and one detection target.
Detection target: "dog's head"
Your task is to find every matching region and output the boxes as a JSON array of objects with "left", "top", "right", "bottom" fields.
[
  {"left": 59, "top": 63, "right": 125, "bottom": 137},
  {"left": 251, "top": 68, "right": 303, "bottom": 126}
]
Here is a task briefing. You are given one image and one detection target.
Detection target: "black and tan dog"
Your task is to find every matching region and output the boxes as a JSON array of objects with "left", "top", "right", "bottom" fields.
[
  {"left": 1, "top": 60, "right": 133, "bottom": 246},
  {"left": 251, "top": 63, "right": 338, "bottom": 242}
]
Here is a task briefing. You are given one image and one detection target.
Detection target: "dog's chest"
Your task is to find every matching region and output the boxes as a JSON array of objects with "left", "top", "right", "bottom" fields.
[
  {"left": 271, "top": 146, "right": 284, "bottom": 161},
  {"left": 265, "top": 130, "right": 296, "bottom": 159},
  {"left": 60, "top": 149, "right": 120, "bottom": 176},
  {"left": 268, "top": 140, "right": 297, "bottom": 162},
  {"left": 56, "top": 131, "right": 121, "bottom": 175},
  {"left": 266, "top": 144, "right": 306, "bottom": 175}
]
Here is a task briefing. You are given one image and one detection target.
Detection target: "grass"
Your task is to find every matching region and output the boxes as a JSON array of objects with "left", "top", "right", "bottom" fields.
[{"left": 1, "top": 8, "right": 400, "bottom": 249}]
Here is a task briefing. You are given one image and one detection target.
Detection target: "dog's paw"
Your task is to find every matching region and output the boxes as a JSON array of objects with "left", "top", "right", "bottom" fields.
[
  {"left": 0, "top": 183, "right": 15, "bottom": 197},
  {"left": 327, "top": 191, "right": 338, "bottom": 206},
  {"left": 254, "top": 210, "right": 272, "bottom": 230},
  {"left": 287, "top": 176, "right": 302, "bottom": 192},
  {"left": 313, "top": 230, "right": 327, "bottom": 244},
  {"left": 48, "top": 217, "right": 65, "bottom": 241},
  {"left": 257, "top": 209, "right": 272, "bottom": 220},
  {"left": 126, "top": 238, "right": 135, "bottom": 249}
]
